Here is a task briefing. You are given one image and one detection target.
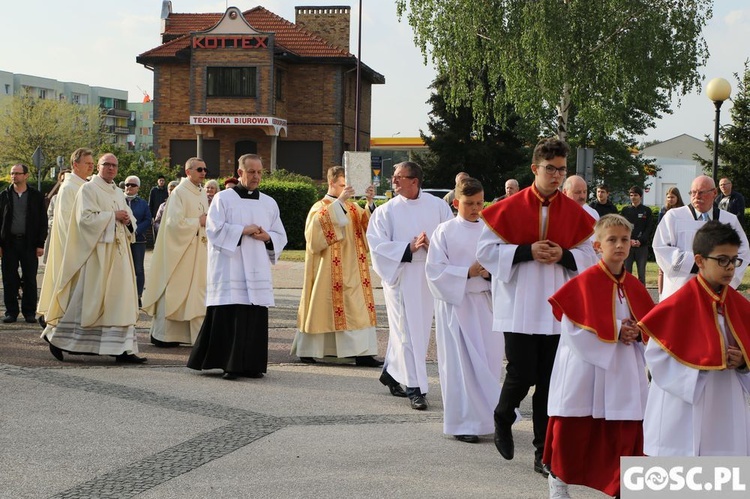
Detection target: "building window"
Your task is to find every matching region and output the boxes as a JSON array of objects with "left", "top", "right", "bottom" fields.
[
  {"left": 275, "top": 69, "right": 284, "bottom": 100},
  {"left": 207, "top": 67, "right": 257, "bottom": 97},
  {"left": 4, "top": 84, "right": 9, "bottom": 95},
  {"left": 39, "top": 89, "right": 47, "bottom": 99}
]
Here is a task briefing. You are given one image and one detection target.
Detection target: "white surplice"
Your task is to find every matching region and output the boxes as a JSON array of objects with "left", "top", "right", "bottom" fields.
[
  {"left": 37, "top": 172, "right": 87, "bottom": 317},
  {"left": 366, "top": 191, "right": 453, "bottom": 393},
  {"left": 653, "top": 206, "right": 749, "bottom": 299},
  {"left": 644, "top": 314, "right": 750, "bottom": 456},
  {"left": 426, "top": 216, "right": 503, "bottom": 435},
  {"left": 548, "top": 312, "right": 648, "bottom": 421},
  {"left": 476, "top": 206, "right": 597, "bottom": 335},
  {"left": 205, "top": 189, "right": 287, "bottom": 307}
]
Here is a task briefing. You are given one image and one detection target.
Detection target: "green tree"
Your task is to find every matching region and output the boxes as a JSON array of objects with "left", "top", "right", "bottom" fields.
[
  {"left": 696, "top": 62, "right": 750, "bottom": 197},
  {"left": 0, "top": 95, "right": 106, "bottom": 183},
  {"left": 415, "top": 76, "right": 534, "bottom": 199},
  {"left": 396, "top": 0, "right": 711, "bottom": 141}
]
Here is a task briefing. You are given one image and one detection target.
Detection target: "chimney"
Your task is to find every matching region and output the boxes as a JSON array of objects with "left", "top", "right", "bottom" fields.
[
  {"left": 160, "top": 1, "right": 172, "bottom": 37},
  {"left": 295, "top": 6, "right": 350, "bottom": 52}
]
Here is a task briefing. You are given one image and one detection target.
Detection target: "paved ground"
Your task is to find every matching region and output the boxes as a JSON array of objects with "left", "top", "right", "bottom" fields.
[{"left": 0, "top": 253, "right": 607, "bottom": 498}]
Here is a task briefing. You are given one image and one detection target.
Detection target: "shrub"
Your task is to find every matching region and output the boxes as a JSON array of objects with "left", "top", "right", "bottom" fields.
[{"left": 261, "top": 180, "right": 319, "bottom": 250}]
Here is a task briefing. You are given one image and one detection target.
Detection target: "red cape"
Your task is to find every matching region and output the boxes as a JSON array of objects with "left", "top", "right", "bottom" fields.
[
  {"left": 638, "top": 275, "right": 750, "bottom": 369},
  {"left": 480, "top": 184, "right": 594, "bottom": 248},
  {"left": 548, "top": 261, "right": 655, "bottom": 342}
]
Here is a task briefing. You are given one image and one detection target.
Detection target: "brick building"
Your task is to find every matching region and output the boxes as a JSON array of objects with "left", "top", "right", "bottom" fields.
[{"left": 137, "top": 3, "right": 384, "bottom": 178}]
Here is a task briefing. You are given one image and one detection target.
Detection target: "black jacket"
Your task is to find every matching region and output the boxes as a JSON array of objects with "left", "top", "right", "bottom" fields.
[{"left": 0, "top": 185, "right": 48, "bottom": 250}]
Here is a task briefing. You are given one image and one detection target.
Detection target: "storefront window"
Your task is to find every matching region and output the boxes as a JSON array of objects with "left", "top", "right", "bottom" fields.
[{"left": 207, "top": 67, "right": 257, "bottom": 97}]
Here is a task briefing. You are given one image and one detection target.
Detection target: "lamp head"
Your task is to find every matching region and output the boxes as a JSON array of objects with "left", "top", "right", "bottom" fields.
[{"left": 706, "top": 77, "right": 732, "bottom": 102}]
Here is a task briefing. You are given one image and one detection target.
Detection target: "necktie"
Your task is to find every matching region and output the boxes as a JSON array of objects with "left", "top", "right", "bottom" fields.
[{"left": 701, "top": 212, "right": 709, "bottom": 221}]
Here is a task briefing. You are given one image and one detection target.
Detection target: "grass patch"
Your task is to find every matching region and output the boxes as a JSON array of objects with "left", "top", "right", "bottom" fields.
[{"left": 280, "top": 249, "right": 306, "bottom": 262}]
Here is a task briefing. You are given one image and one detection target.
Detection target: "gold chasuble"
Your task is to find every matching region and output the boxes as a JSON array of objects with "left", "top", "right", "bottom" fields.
[
  {"left": 142, "top": 178, "right": 208, "bottom": 344},
  {"left": 297, "top": 198, "right": 377, "bottom": 334}
]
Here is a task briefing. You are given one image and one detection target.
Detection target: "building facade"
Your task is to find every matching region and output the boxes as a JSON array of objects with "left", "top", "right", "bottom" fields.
[
  {"left": 640, "top": 134, "right": 711, "bottom": 207},
  {"left": 0, "top": 70, "right": 132, "bottom": 147},
  {"left": 137, "top": 4, "right": 384, "bottom": 178},
  {"left": 127, "top": 100, "right": 154, "bottom": 151}
]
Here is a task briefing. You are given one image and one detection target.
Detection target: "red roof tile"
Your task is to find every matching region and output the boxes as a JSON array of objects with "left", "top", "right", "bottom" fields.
[{"left": 140, "top": 6, "right": 353, "bottom": 60}]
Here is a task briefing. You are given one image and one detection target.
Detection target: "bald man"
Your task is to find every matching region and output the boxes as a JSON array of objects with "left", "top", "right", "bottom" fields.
[
  {"left": 444, "top": 172, "right": 470, "bottom": 213},
  {"left": 562, "top": 175, "right": 599, "bottom": 269},
  {"left": 562, "top": 175, "right": 599, "bottom": 221},
  {"left": 653, "top": 175, "right": 749, "bottom": 299}
]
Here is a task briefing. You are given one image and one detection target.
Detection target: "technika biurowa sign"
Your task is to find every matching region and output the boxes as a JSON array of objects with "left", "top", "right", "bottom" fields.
[{"left": 192, "top": 36, "right": 269, "bottom": 49}]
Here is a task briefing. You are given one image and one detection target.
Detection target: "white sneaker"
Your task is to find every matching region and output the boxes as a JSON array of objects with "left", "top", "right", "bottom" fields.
[{"left": 548, "top": 474, "right": 571, "bottom": 499}]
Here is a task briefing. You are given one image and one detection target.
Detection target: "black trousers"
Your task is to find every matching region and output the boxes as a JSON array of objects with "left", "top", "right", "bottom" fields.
[
  {"left": 1, "top": 238, "right": 39, "bottom": 318},
  {"left": 625, "top": 245, "right": 649, "bottom": 285},
  {"left": 494, "top": 332, "right": 560, "bottom": 460}
]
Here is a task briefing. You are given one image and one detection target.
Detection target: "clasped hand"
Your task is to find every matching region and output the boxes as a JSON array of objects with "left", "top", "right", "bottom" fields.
[{"left": 532, "top": 240, "right": 562, "bottom": 265}]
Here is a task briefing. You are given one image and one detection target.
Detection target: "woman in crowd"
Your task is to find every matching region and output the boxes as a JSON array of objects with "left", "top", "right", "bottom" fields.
[{"left": 656, "top": 187, "right": 685, "bottom": 294}]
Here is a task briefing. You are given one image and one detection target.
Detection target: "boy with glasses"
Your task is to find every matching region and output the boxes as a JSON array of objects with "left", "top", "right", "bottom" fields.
[
  {"left": 640, "top": 221, "right": 750, "bottom": 457},
  {"left": 477, "top": 137, "right": 596, "bottom": 476}
]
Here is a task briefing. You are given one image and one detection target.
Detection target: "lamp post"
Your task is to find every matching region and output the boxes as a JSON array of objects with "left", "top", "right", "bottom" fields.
[{"left": 706, "top": 77, "right": 732, "bottom": 185}]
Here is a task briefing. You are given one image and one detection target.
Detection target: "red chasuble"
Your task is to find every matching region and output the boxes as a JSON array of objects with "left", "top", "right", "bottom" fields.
[
  {"left": 480, "top": 184, "right": 594, "bottom": 248},
  {"left": 548, "top": 261, "right": 655, "bottom": 342},
  {"left": 638, "top": 275, "right": 750, "bottom": 369}
]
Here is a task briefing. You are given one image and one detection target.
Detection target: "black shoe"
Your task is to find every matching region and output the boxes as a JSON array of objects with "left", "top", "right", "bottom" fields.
[
  {"left": 299, "top": 357, "right": 317, "bottom": 364},
  {"left": 24, "top": 315, "right": 37, "bottom": 324},
  {"left": 114, "top": 353, "right": 147, "bottom": 364},
  {"left": 2, "top": 315, "right": 17, "bottom": 323},
  {"left": 49, "top": 343, "right": 64, "bottom": 361},
  {"left": 494, "top": 421, "right": 514, "bottom": 460},
  {"left": 150, "top": 335, "right": 180, "bottom": 348},
  {"left": 534, "top": 458, "right": 550, "bottom": 478},
  {"left": 355, "top": 356, "right": 384, "bottom": 367},
  {"left": 454, "top": 434, "right": 479, "bottom": 443},
  {"left": 38, "top": 315, "right": 47, "bottom": 328},
  {"left": 379, "top": 371, "right": 407, "bottom": 397},
  {"left": 242, "top": 371, "right": 264, "bottom": 378},
  {"left": 223, "top": 372, "right": 239, "bottom": 380},
  {"left": 409, "top": 394, "right": 428, "bottom": 410}
]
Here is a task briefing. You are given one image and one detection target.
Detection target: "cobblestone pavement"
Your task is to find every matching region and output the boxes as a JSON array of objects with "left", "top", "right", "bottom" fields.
[{"left": 0, "top": 254, "right": 603, "bottom": 498}]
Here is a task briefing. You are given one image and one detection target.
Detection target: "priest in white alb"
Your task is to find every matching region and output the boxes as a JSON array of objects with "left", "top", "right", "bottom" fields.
[
  {"left": 37, "top": 148, "right": 94, "bottom": 325},
  {"left": 41, "top": 153, "right": 145, "bottom": 363},
  {"left": 292, "top": 165, "right": 381, "bottom": 366},
  {"left": 426, "top": 177, "right": 503, "bottom": 443},
  {"left": 187, "top": 154, "right": 287, "bottom": 380},
  {"left": 142, "top": 157, "right": 208, "bottom": 347},
  {"left": 366, "top": 161, "right": 453, "bottom": 410}
]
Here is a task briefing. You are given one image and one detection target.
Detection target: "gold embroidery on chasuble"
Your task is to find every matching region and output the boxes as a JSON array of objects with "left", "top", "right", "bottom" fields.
[
  {"left": 319, "top": 204, "right": 347, "bottom": 330},
  {"left": 350, "top": 203, "right": 377, "bottom": 326}
]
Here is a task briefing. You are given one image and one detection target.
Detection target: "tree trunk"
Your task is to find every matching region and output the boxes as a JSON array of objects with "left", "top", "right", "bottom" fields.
[{"left": 556, "top": 83, "right": 571, "bottom": 143}]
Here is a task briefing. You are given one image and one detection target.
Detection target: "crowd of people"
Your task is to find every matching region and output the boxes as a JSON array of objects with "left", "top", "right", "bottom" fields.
[{"left": 1, "top": 137, "right": 749, "bottom": 498}]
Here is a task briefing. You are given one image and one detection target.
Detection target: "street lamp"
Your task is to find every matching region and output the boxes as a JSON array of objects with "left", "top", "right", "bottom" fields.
[{"left": 706, "top": 77, "right": 732, "bottom": 185}]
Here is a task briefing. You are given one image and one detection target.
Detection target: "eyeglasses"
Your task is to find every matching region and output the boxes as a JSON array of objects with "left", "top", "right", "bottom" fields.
[
  {"left": 541, "top": 164, "right": 567, "bottom": 175},
  {"left": 100, "top": 162, "right": 118, "bottom": 168},
  {"left": 124, "top": 183, "right": 138, "bottom": 188},
  {"left": 704, "top": 255, "right": 744, "bottom": 268},
  {"left": 194, "top": 167, "right": 207, "bottom": 173},
  {"left": 688, "top": 189, "right": 714, "bottom": 197},
  {"left": 391, "top": 175, "right": 416, "bottom": 181}
]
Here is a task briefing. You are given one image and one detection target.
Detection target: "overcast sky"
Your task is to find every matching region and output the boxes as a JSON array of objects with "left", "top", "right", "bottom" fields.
[{"left": 2, "top": 1, "right": 749, "bottom": 143}]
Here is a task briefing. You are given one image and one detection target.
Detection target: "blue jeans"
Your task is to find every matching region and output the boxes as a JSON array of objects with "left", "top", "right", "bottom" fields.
[{"left": 130, "top": 242, "right": 146, "bottom": 299}]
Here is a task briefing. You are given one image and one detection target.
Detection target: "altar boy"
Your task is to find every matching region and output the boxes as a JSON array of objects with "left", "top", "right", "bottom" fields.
[
  {"left": 639, "top": 221, "right": 750, "bottom": 457},
  {"left": 545, "top": 214, "right": 654, "bottom": 498},
  {"left": 426, "top": 177, "right": 503, "bottom": 444}
]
